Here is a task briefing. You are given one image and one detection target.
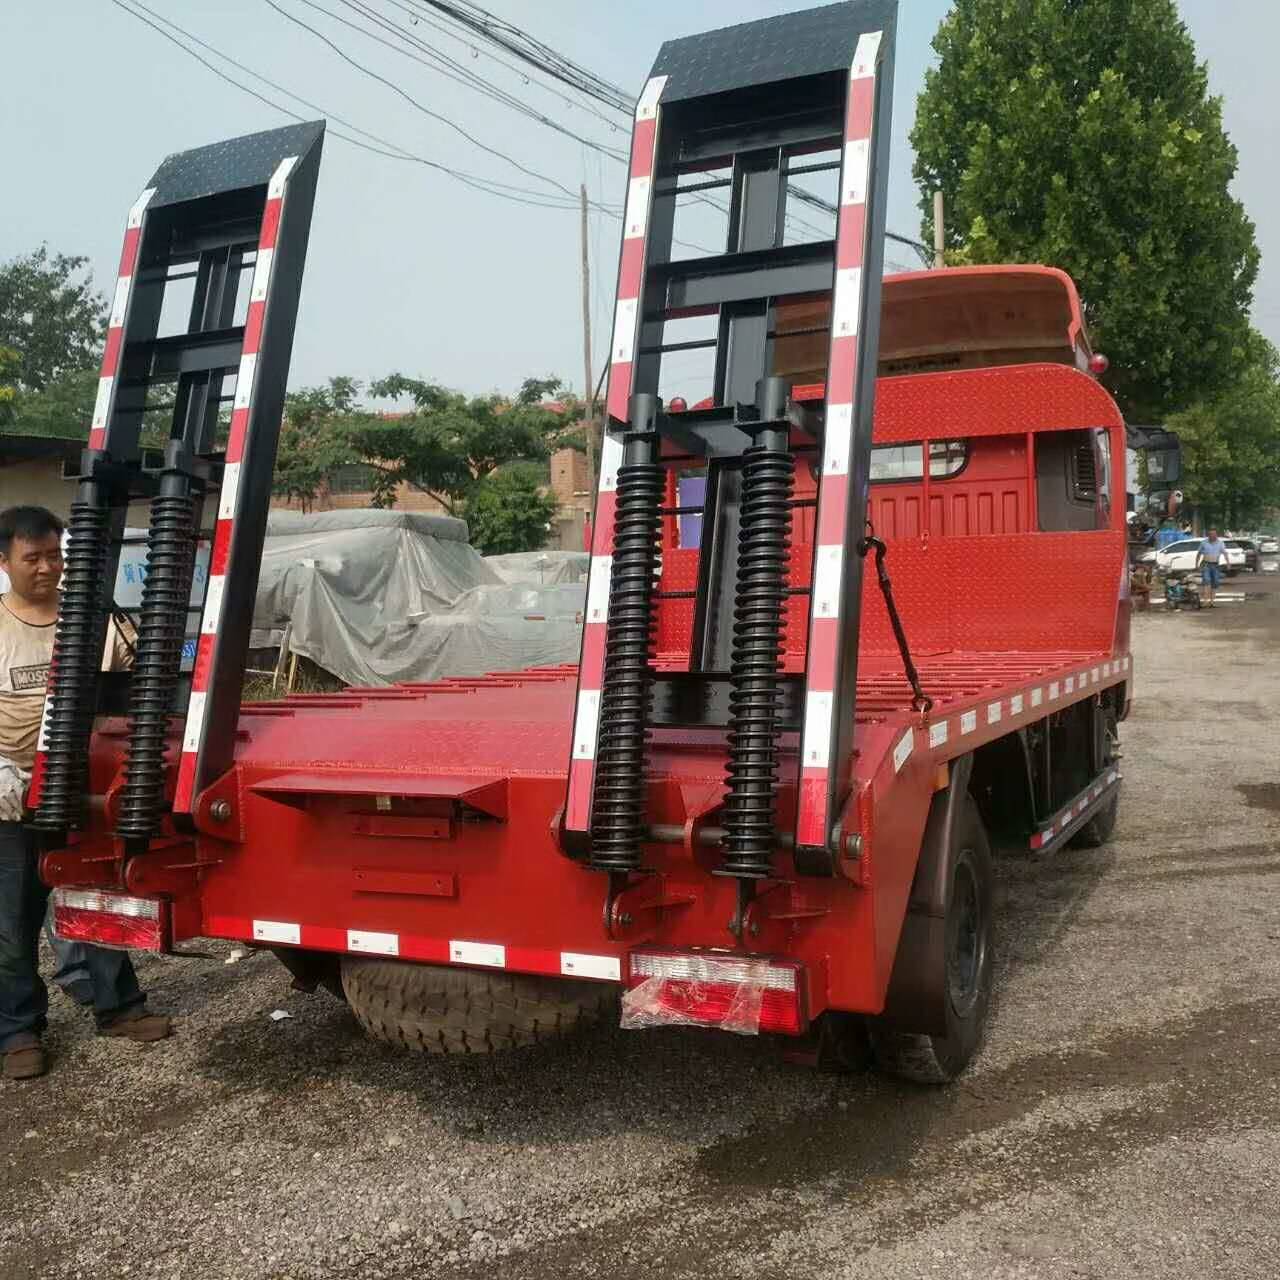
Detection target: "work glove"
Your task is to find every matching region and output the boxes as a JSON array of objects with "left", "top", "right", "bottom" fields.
[{"left": 0, "top": 757, "right": 32, "bottom": 823}]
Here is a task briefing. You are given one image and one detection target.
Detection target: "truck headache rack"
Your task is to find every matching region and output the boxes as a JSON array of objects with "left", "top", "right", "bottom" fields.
[
  {"left": 562, "top": 1, "right": 898, "bottom": 903},
  {"left": 30, "top": 121, "right": 324, "bottom": 846}
]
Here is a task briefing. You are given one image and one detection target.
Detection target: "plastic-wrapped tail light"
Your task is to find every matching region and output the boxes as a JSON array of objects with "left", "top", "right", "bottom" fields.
[
  {"left": 621, "top": 950, "right": 805, "bottom": 1036},
  {"left": 51, "top": 888, "right": 168, "bottom": 952}
]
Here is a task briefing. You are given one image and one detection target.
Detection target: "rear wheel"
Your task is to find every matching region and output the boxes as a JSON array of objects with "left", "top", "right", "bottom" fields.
[
  {"left": 871, "top": 795, "right": 994, "bottom": 1084},
  {"left": 340, "top": 958, "right": 617, "bottom": 1055}
]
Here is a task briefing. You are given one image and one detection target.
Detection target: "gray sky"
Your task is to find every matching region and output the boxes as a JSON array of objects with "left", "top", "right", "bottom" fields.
[{"left": 2, "top": 1, "right": 1275, "bottom": 398}]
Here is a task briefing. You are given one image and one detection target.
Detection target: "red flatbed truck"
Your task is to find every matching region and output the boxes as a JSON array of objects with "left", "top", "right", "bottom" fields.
[{"left": 31, "top": 2, "right": 1159, "bottom": 1081}]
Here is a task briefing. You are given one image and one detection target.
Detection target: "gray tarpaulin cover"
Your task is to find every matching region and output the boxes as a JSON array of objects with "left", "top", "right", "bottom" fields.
[
  {"left": 251, "top": 510, "right": 584, "bottom": 687},
  {"left": 483, "top": 550, "right": 590, "bottom": 585}
]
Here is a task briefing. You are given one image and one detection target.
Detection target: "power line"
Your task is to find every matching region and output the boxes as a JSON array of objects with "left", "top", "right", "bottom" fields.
[
  {"left": 110, "top": 0, "right": 601, "bottom": 210},
  {"left": 260, "top": 0, "right": 609, "bottom": 207}
]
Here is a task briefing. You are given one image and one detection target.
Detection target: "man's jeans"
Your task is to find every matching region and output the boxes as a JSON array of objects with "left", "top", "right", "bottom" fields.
[{"left": 0, "top": 821, "right": 146, "bottom": 1051}]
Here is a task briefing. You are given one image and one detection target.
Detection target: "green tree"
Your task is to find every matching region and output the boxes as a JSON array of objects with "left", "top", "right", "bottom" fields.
[
  {"left": 0, "top": 347, "right": 19, "bottom": 428},
  {"left": 912, "top": 0, "right": 1259, "bottom": 419},
  {"left": 463, "top": 467, "right": 558, "bottom": 555},
  {"left": 349, "top": 373, "right": 578, "bottom": 515},
  {"left": 8, "top": 367, "right": 99, "bottom": 439},
  {"left": 1167, "top": 335, "right": 1280, "bottom": 529},
  {"left": 0, "top": 247, "right": 106, "bottom": 392},
  {"left": 272, "top": 377, "right": 363, "bottom": 511}
]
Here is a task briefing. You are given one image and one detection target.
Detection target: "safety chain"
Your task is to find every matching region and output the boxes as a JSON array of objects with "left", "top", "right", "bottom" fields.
[{"left": 857, "top": 524, "right": 933, "bottom": 715}]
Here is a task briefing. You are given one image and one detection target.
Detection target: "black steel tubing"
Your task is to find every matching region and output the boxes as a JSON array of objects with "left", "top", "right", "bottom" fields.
[
  {"left": 32, "top": 487, "right": 112, "bottom": 830},
  {"left": 116, "top": 466, "right": 197, "bottom": 843},
  {"left": 589, "top": 407, "right": 664, "bottom": 873}
]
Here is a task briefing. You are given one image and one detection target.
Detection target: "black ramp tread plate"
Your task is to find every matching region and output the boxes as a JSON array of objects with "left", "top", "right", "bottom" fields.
[
  {"left": 649, "top": 0, "right": 897, "bottom": 102},
  {"left": 146, "top": 120, "right": 325, "bottom": 208}
]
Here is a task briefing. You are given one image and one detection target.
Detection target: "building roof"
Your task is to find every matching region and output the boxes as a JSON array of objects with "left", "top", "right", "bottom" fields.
[{"left": 0, "top": 432, "right": 82, "bottom": 464}]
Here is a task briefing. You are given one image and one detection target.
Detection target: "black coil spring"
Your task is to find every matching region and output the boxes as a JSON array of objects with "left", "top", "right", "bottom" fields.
[
  {"left": 588, "top": 451, "right": 663, "bottom": 873},
  {"left": 116, "top": 491, "right": 197, "bottom": 841},
  {"left": 721, "top": 443, "right": 795, "bottom": 878},
  {"left": 32, "top": 498, "right": 111, "bottom": 830}
]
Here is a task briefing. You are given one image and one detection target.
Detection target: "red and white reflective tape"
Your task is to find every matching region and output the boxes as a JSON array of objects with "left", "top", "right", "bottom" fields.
[
  {"left": 564, "top": 76, "right": 666, "bottom": 835},
  {"left": 173, "top": 155, "right": 297, "bottom": 814},
  {"left": 919, "top": 656, "right": 1130, "bottom": 767},
  {"left": 1029, "top": 768, "right": 1121, "bottom": 850},
  {"left": 796, "top": 31, "right": 882, "bottom": 850},
  {"left": 211, "top": 916, "right": 623, "bottom": 983},
  {"left": 28, "top": 187, "right": 156, "bottom": 809},
  {"left": 88, "top": 187, "right": 156, "bottom": 451}
]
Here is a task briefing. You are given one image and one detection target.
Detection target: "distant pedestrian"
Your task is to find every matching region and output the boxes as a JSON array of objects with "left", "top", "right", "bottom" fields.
[
  {"left": 0, "top": 505, "right": 172, "bottom": 1082},
  {"left": 1197, "top": 527, "right": 1228, "bottom": 606}
]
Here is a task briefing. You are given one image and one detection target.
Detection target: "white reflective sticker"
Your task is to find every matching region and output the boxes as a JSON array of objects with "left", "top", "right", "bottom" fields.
[
  {"left": 811, "top": 544, "right": 844, "bottom": 619},
  {"left": 91, "top": 376, "right": 114, "bottom": 432},
  {"left": 127, "top": 187, "right": 156, "bottom": 229},
  {"left": 182, "top": 691, "right": 207, "bottom": 753},
  {"left": 987, "top": 701, "right": 1003, "bottom": 725},
  {"left": 1031, "top": 687, "right": 1044, "bottom": 707},
  {"left": 961, "top": 710, "right": 977, "bottom": 734},
  {"left": 823, "top": 402, "right": 853, "bottom": 475},
  {"left": 218, "top": 462, "right": 241, "bottom": 520},
  {"left": 1065, "top": 676, "right": 1075, "bottom": 694},
  {"left": 254, "top": 920, "right": 300, "bottom": 945},
  {"left": 841, "top": 138, "right": 870, "bottom": 206},
  {"left": 635, "top": 75, "right": 667, "bottom": 121},
  {"left": 234, "top": 353, "right": 257, "bottom": 411},
  {"left": 611, "top": 297, "right": 639, "bottom": 365},
  {"left": 599, "top": 433, "right": 623, "bottom": 493},
  {"left": 267, "top": 155, "right": 298, "bottom": 200},
  {"left": 1049, "top": 681, "right": 1061, "bottom": 700},
  {"left": 1122, "top": 656, "right": 1130, "bottom": 671},
  {"left": 623, "top": 176, "right": 652, "bottom": 239},
  {"left": 572, "top": 690, "right": 601, "bottom": 760},
  {"left": 201, "top": 575, "right": 225, "bottom": 635},
  {"left": 1091, "top": 667, "right": 1100, "bottom": 683},
  {"left": 1010, "top": 694, "right": 1024, "bottom": 715},
  {"left": 851, "top": 30, "right": 883, "bottom": 79},
  {"left": 109, "top": 276, "right": 131, "bottom": 329},
  {"left": 561, "top": 952, "right": 621, "bottom": 982},
  {"left": 893, "top": 729, "right": 914, "bottom": 773},
  {"left": 929, "top": 720, "right": 949, "bottom": 748},
  {"left": 832, "top": 267, "right": 862, "bottom": 339},
  {"left": 585, "top": 556, "right": 612, "bottom": 623},
  {"left": 801, "top": 691, "right": 834, "bottom": 768},
  {"left": 250, "top": 247, "right": 274, "bottom": 303},
  {"left": 36, "top": 694, "right": 54, "bottom": 752},
  {"left": 451, "top": 940, "right": 505, "bottom": 968},
  {"left": 348, "top": 930, "right": 398, "bottom": 957}
]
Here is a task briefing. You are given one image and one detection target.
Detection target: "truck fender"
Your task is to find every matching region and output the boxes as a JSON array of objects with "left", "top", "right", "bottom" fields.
[{"left": 878, "top": 752, "right": 975, "bottom": 1037}]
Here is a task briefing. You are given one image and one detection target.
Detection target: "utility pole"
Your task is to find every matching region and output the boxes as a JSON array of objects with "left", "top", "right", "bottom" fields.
[
  {"left": 933, "top": 189, "right": 946, "bottom": 268},
  {"left": 580, "top": 184, "right": 597, "bottom": 503}
]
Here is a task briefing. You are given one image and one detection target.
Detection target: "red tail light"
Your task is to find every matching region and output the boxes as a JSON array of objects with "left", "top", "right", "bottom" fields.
[
  {"left": 623, "top": 950, "right": 806, "bottom": 1036},
  {"left": 52, "top": 889, "right": 168, "bottom": 952}
]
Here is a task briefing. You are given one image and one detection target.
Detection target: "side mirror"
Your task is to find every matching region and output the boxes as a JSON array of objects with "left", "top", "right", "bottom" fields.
[{"left": 1146, "top": 446, "right": 1182, "bottom": 484}]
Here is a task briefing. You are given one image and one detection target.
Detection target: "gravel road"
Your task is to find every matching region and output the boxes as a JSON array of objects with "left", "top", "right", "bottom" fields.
[{"left": 4, "top": 577, "right": 1279, "bottom": 1280}]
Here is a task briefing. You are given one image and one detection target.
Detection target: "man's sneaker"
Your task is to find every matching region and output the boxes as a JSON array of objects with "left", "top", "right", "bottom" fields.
[
  {"left": 98, "top": 1013, "right": 172, "bottom": 1043},
  {"left": 64, "top": 978, "right": 96, "bottom": 1007},
  {"left": 2, "top": 1042, "right": 48, "bottom": 1080}
]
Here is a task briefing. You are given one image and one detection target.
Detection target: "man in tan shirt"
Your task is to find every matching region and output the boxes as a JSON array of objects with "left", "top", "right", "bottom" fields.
[{"left": 1, "top": 506, "right": 171, "bottom": 1080}]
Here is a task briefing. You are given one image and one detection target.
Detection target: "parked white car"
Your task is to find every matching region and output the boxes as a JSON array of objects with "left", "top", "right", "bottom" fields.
[{"left": 1154, "top": 538, "right": 1245, "bottom": 575}]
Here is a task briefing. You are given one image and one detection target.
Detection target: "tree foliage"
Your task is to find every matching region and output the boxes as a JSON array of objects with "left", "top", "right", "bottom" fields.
[
  {"left": 271, "top": 375, "right": 575, "bottom": 542},
  {"left": 912, "top": 0, "right": 1259, "bottom": 419},
  {"left": 273, "top": 377, "right": 363, "bottom": 511},
  {"left": 462, "top": 467, "right": 559, "bottom": 555},
  {"left": 1167, "top": 335, "right": 1280, "bottom": 529},
  {"left": 346, "top": 373, "right": 579, "bottom": 514},
  {"left": 0, "top": 247, "right": 106, "bottom": 393}
]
